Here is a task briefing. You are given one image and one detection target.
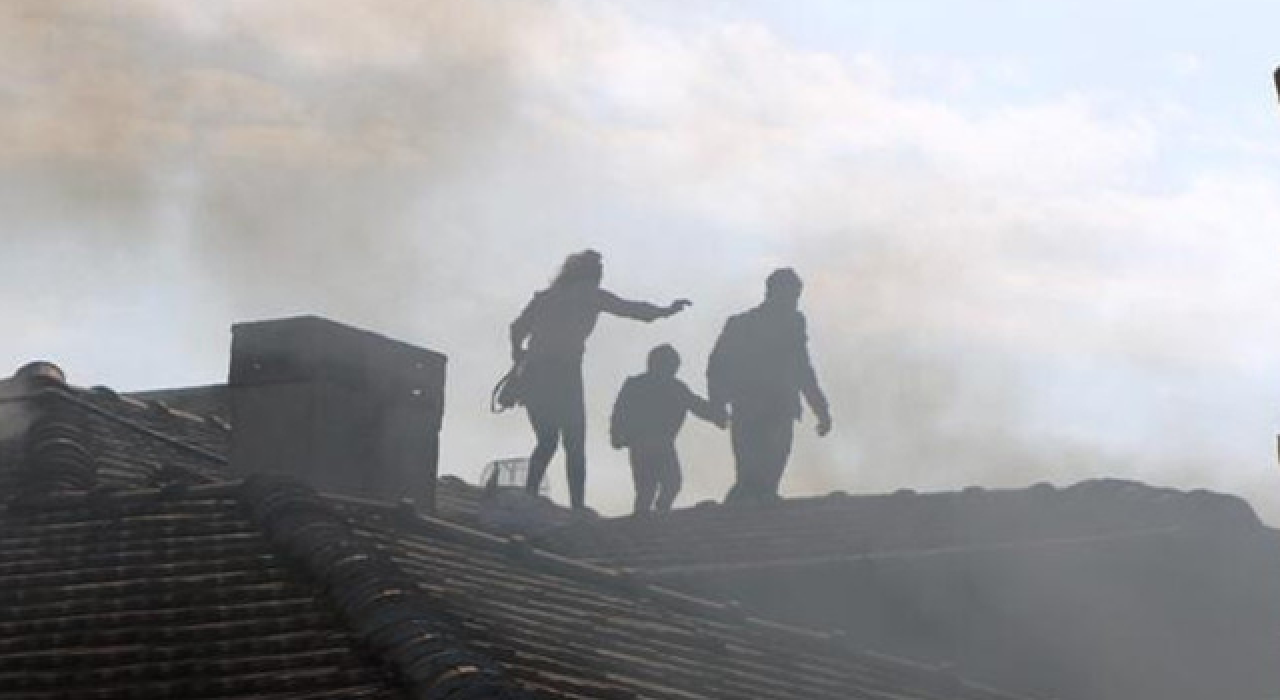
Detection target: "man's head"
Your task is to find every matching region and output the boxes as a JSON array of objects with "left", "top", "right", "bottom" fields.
[
  {"left": 647, "top": 344, "right": 681, "bottom": 377},
  {"left": 764, "top": 267, "right": 803, "bottom": 308}
]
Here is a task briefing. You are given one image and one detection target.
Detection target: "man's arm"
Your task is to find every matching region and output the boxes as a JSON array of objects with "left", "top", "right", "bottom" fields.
[
  {"left": 706, "top": 317, "right": 735, "bottom": 412},
  {"left": 796, "top": 314, "right": 832, "bottom": 436},
  {"left": 598, "top": 290, "right": 690, "bottom": 322}
]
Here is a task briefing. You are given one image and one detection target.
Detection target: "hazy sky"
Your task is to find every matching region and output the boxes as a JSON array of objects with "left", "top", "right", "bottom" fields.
[{"left": 4, "top": 0, "right": 1280, "bottom": 521}]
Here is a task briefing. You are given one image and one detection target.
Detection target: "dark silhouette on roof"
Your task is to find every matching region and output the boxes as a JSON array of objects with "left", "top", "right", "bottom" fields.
[
  {"left": 610, "top": 344, "right": 725, "bottom": 515},
  {"left": 508, "top": 250, "right": 690, "bottom": 512},
  {"left": 707, "top": 268, "right": 831, "bottom": 504}
]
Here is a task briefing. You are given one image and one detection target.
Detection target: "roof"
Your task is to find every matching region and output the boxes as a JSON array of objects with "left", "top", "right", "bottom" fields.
[
  {"left": 0, "top": 484, "right": 404, "bottom": 700},
  {"left": 335, "top": 493, "right": 1021, "bottom": 700},
  {"left": 130, "top": 384, "right": 231, "bottom": 423},
  {"left": 533, "top": 481, "right": 1264, "bottom": 575},
  {"left": 528, "top": 478, "right": 1280, "bottom": 700},
  {"left": 0, "top": 370, "right": 1029, "bottom": 700},
  {"left": 0, "top": 379, "right": 231, "bottom": 497}
]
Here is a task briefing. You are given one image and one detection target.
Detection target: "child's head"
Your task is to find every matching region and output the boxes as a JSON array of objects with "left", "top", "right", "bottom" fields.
[{"left": 647, "top": 344, "right": 681, "bottom": 378}]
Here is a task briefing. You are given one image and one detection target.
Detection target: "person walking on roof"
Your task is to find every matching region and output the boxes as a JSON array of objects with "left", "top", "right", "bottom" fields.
[
  {"left": 707, "top": 268, "right": 832, "bottom": 505},
  {"left": 611, "top": 344, "right": 725, "bottom": 516},
  {"left": 510, "top": 250, "right": 691, "bottom": 511}
]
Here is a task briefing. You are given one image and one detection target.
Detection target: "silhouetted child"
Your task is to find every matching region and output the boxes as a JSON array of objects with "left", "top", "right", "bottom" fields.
[{"left": 611, "top": 344, "right": 725, "bottom": 515}]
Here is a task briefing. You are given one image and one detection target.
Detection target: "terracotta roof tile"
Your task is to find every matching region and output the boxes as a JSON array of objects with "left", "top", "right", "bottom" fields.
[
  {"left": 0, "top": 383, "right": 228, "bottom": 496},
  {"left": 0, "top": 485, "right": 402, "bottom": 700}
]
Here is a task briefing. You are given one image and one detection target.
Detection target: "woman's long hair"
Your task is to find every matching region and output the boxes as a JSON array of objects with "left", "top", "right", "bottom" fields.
[{"left": 550, "top": 249, "right": 603, "bottom": 289}]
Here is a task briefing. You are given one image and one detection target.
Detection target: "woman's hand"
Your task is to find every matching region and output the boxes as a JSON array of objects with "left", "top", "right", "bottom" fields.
[{"left": 666, "top": 299, "right": 693, "bottom": 316}]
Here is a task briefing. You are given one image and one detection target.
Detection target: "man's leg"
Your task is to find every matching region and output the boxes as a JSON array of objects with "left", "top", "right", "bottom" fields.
[
  {"left": 654, "top": 444, "right": 682, "bottom": 513},
  {"left": 630, "top": 446, "right": 658, "bottom": 515},
  {"left": 758, "top": 415, "right": 794, "bottom": 501},
  {"left": 726, "top": 411, "right": 752, "bottom": 503},
  {"left": 728, "top": 407, "right": 771, "bottom": 504}
]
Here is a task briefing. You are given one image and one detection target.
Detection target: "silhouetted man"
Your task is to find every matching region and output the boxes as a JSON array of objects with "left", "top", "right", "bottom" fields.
[
  {"left": 611, "top": 344, "right": 725, "bottom": 515},
  {"left": 708, "top": 268, "right": 831, "bottom": 504}
]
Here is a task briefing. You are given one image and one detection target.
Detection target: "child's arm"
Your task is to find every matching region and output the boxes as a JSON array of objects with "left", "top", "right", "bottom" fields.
[{"left": 683, "top": 382, "right": 727, "bottom": 429}]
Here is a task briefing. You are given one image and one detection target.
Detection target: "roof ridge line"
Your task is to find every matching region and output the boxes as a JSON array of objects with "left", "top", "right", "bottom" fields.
[
  {"left": 632, "top": 524, "right": 1191, "bottom": 577},
  {"left": 238, "top": 475, "right": 535, "bottom": 700}
]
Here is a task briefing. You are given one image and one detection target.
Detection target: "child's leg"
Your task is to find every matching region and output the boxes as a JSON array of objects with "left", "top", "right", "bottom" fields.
[
  {"left": 630, "top": 445, "right": 659, "bottom": 515},
  {"left": 654, "top": 444, "right": 682, "bottom": 513}
]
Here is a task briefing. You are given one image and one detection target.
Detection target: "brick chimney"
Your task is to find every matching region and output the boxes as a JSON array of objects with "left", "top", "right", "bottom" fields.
[{"left": 228, "top": 316, "right": 445, "bottom": 512}]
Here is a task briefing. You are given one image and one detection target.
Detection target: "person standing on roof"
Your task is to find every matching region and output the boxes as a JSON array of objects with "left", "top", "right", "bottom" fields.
[
  {"left": 707, "top": 268, "right": 832, "bottom": 505},
  {"left": 610, "top": 344, "right": 725, "bottom": 516},
  {"left": 510, "top": 250, "right": 691, "bottom": 511}
]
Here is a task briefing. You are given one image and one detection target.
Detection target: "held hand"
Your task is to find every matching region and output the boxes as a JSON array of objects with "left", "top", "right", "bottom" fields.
[
  {"left": 713, "top": 403, "right": 730, "bottom": 430},
  {"left": 816, "top": 415, "right": 832, "bottom": 437}
]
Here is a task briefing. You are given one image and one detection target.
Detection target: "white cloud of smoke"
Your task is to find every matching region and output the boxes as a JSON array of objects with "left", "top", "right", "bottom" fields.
[{"left": 2, "top": 0, "right": 1279, "bottom": 520}]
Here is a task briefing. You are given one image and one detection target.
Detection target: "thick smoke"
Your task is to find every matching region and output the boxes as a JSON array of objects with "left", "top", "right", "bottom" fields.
[{"left": 1, "top": 0, "right": 1279, "bottom": 522}]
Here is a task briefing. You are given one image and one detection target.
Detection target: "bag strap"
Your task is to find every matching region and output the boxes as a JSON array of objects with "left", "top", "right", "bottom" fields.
[{"left": 490, "top": 363, "right": 521, "bottom": 414}]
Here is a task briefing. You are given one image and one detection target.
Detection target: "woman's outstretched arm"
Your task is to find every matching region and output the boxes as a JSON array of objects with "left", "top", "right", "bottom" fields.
[{"left": 598, "top": 290, "right": 690, "bottom": 322}]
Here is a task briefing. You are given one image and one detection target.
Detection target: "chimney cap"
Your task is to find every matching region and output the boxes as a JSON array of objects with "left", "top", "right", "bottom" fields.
[{"left": 229, "top": 315, "right": 445, "bottom": 391}]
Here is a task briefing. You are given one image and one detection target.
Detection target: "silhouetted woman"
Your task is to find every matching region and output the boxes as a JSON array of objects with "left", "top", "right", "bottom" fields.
[{"left": 510, "top": 250, "right": 690, "bottom": 511}]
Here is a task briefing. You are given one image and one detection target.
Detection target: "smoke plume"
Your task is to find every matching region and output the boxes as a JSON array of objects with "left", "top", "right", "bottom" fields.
[{"left": 1, "top": 0, "right": 1279, "bottom": 522}]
